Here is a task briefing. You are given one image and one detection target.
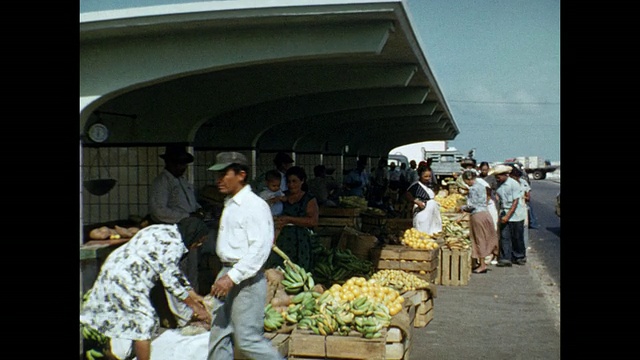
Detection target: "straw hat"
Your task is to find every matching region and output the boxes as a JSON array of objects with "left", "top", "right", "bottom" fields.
[{"left": 489, "top": 164, "right": 512, "bottom": 176}]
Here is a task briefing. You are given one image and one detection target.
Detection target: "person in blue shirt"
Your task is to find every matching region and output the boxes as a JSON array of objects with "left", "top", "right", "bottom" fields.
[{"left": 492, "top": 164, "right": 527, "bottom": 267}]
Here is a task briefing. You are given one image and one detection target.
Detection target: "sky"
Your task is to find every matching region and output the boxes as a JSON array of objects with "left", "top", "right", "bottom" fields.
[
  {"left": 80, "top": 0, "right": 560, "bottom": 164},
  {"left": 393, "top": 0, "right": 560, "bottom": 163}
]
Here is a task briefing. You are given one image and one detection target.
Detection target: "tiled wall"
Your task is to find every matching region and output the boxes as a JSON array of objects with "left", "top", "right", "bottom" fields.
[{"left": 81, "top": 147, "right": 349, "bottom": 225}]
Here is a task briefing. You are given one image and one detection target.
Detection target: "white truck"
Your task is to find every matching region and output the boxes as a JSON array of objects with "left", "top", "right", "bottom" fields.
[{"left": 504, "top": 156, "right": 558, "bottom": 180}]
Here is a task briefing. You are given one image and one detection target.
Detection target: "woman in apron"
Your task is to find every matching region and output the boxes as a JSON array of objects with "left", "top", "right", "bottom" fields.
[{"left": 404, "top": 165, "right": 442, "bottom": 236}]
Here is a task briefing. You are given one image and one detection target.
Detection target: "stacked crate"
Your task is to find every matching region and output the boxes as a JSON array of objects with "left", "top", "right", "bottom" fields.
[
  {"left": 435, "top": 247, "right": 472, "bottom": 286},
  {"left": 370, "top": 245, "right": 439, "bottom": 283}
]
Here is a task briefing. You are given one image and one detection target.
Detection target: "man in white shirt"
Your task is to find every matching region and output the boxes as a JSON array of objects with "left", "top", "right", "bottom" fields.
[{"left": 207, "top": 152, "right": 283, "bottom": 360}]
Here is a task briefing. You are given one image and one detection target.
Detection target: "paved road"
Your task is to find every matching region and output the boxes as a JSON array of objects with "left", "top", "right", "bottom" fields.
[{"left": 408, "top": 178, "right": 561, "bottom": 360}]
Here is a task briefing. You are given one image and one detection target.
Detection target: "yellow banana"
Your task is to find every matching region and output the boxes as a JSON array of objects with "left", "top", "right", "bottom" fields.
[{"left": 317, "top": 323, "right": 327, "bottom": 336}]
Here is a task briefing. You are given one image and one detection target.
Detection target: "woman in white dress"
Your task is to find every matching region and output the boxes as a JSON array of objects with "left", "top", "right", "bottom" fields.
[{"left": 404, "top": 166, "right": 442, "bottom": 235}]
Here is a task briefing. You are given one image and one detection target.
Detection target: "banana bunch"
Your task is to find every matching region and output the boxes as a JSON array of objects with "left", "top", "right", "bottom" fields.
[
  {"left": 313, "top": 248, "right": 374, "bottom": 286},
  {"left": 312, "top": 305, "right": 340, "bottom": 336},
  {"left": 339, "top": 196, "right": 368, "bottom": 210},
  {"left": 85, "top": 348, "right": 106, "bottom": 360},
  {"left": 442, "top": 219, "right": 471, "bottom": 249},
  {"left": 280, "top": 261, "right": 315, "bottom": 294},
  {"left": 400, "top": 228, "right": 439, "bottom": 250},
  {"left": 264, "top": 303, "right": 285, "bottom": 332},
  {"left": 371, "top": 269, "right": 431, "bottom": 293},
  {"left": 353, "top": 312, "right": 385, "bottom": 339},
  {"left": 81, "top": 324, "right": 109, "bottom": 359},
  {"left": 285, "top": 290, "right": 321, "bottom": 324},
  {"left": 81, "top": 324, "right": 108, "bottom": 345},
  {"left": 271, "top": 245, "right": 316, "bottom": 294},
  {"left": 444, "top": 237, "right": 470, "bottom": 250}
]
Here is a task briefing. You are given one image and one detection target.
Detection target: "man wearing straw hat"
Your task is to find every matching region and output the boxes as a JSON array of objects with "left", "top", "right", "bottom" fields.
[{"left": 491, "top": 164, "right": 527, "bottom": 267}]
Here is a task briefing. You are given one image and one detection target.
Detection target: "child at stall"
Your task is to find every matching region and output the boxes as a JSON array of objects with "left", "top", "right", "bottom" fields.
[{"left": 259, "top": 169, "right": 287, "bottom": 216}]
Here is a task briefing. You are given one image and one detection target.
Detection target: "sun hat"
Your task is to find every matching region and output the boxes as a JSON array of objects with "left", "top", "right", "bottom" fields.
[
  {"left": 208, "top": 152, "right": 249, "bottom": 171},
  {"left": 159, "top": 145, "right": 194, "bottom": 164},
  {"left": 489, "top": 164, "right": 512, "bottom": 176}
]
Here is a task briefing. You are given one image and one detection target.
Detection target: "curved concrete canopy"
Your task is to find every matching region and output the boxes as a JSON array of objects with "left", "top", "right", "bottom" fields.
[{"left": 80, "top": 0, "right": 459, "bottom": 158}]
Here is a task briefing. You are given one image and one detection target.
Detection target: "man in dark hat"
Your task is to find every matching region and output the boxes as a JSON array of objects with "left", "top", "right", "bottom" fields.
[
  {"left": 149, "top": 144, "right": 205, "bottom": 293},
  {"left": 150, "top": 145, "right": 202, "bottom": 224}
]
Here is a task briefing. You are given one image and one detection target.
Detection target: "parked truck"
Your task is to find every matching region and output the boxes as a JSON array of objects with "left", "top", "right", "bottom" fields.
[
  {"left": 504, "top": 156, "right": 558, "bottom": 180},
  {"left": 421, "top": 147, "right": 466, "bottom": 183}
]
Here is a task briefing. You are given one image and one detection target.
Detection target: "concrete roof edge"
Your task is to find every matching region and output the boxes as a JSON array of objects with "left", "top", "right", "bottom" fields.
[{"left": 80, "top": 0, "right": 403, "bottom": 24}]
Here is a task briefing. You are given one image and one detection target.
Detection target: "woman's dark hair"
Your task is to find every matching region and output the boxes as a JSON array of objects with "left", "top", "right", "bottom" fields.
[
  {"left": 417, "top": 165, "right": 432, "bottom": 176},
  {"left": 286, "top": 166, "right": 309, "bottom": 191},
  {"left": 479, "top": 161, "right": 490, "bottom": 168}
]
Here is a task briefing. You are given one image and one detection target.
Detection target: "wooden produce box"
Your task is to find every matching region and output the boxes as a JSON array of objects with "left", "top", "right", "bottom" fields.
[
  {"left": 435, "top": 247, "right": 472, "bottom": 286},
  {"left": 341, "top": 227, "right": 378, "bottom": 260},
  {"left": 234, "top": 332, "right": 289, "bottom": 359},
  {"left": 370, "top": 245, "right": 440, "bottom": 283},
  {"left": 318, "top": 207, "right": 361, "bottom": 230},
  {"left": 402, "top": 290, "right": 435, "bottom": 328},
  {"left": 288, "top": 327, "right": 388, "bottom": 359}
]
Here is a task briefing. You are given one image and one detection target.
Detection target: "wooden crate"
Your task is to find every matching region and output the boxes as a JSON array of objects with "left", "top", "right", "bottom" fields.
[
  {"left": 288, "top": 327, "right": 387, "bottom": 359},
  {"left": 318, "top": 207, "right": 361, "bottom": 230},
  {"left": 370, "top": 245, "right": 440, "bottom": 283},
  {"left": 341, "top": 227, "right": 379, "bottom": 260},
  {"left": 234, "top": 332, "right": 289, "bottom": 359},
  {"left": 402, "top": 289, "right": 435, "bottom": 328},
  {"left": 435, "top": 247, "right": 472, "bottom": 286},
  {"left": 360, "top": 213, "right": 387, "bottom": 235}
]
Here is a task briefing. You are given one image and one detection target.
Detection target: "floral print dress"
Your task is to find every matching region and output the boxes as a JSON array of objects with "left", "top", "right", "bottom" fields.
[{"left": 80, "top": 224, "right": 192, "bottom": 341}]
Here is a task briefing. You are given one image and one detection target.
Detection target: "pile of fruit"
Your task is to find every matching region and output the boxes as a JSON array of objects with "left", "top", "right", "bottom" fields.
[
  {"left": 400, "top": 228, "right": 439, "bottom": 250},
  {"left": 266, "top": 273, "right": 403, "bottom": 338},
  {"left": 434, "top": 192, "right": 466, "bottom": 212},
  {"left": 441, "top": 216, "right": 471, "bottom": 250},
  {"left": 339, "top": 196, "right": 368, "bottom": 210},
  {"left": 371, "top": 269, "right": 431, "bottom": 293}
]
